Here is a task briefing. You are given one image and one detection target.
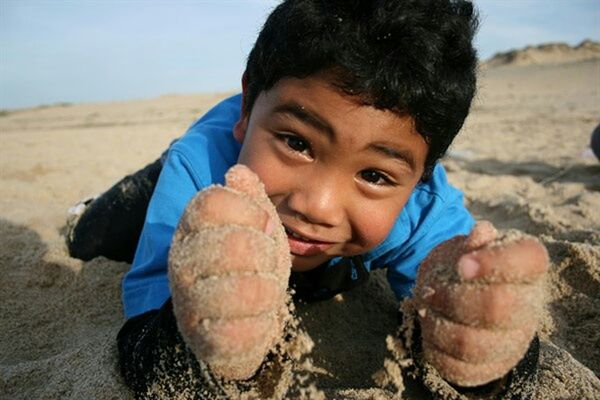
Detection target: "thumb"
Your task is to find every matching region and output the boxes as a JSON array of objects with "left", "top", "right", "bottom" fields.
[
  {"left": 225, "top": 164, "right": 269, "bottom": 203},
  {"left": 226, "top": 165, "right": 291, "bottom": 282},
  {"left": 464, "top": 220, "right": 497, "bottom": 251},
  {"left": 225, "top": 164, "right": 277, "bottom": 235}
]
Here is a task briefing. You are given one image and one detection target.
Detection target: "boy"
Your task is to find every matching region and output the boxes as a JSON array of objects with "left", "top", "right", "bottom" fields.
[{"left": 67, "top": 0, "right": 557, "bottom": 398}]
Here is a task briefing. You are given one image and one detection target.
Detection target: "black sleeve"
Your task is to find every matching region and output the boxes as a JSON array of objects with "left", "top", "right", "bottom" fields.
[
  {"left": 289, "top": 256, "right": 370, "bottom": 302},
  {"left": 116, "top": 299, "right": 225, "bottom": 400},
  {"left": 396, "top": 309, "right": 540, "bottom": 400}
]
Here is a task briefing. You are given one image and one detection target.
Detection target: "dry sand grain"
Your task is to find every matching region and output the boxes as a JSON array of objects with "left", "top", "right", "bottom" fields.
[{"left": 1, "top": 45, "right": 599, "bottom": 399}]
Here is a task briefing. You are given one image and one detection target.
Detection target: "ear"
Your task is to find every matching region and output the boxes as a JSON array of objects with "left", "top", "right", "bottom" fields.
[
  {"left": 233, "top": 115, "right": 248, "bottom": 143},
  {"left": 233, "top": 72, "right": 250, "bottom": 143}
]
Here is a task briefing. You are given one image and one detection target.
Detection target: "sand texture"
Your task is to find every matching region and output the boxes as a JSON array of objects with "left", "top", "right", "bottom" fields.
[{"left": 1, "top": 46, "right": 599, "bottom": 398}]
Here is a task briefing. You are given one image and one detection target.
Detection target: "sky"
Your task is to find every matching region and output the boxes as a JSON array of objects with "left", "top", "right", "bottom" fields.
[{"left": 1, "top": 0, "right": 598, "bottom": 110}]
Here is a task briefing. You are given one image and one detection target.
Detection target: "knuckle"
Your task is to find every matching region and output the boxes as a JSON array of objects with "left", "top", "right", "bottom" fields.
[
  {"left": 484, "top": 289, "right": 505, "bottom": 324},
  {"left": 200, "top": 187, "right": 238, "bottom": 208},
  {"left": 453, "top": 333, "right": 470, "bottom": 358},
  {"left": 225, "top": 226, "right": 269, "bottom": 244},
  {"left": 189, "top": 187, "right": 268, "bottom": 230},
  {"left": 224, "top": 228, "right": 274, "bottom": 255}
]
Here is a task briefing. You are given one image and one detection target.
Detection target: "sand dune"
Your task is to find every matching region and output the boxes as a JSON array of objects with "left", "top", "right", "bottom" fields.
[
  {"left": 1, "top": 49, "right": 599, "bottom": 398},
  {"left": 484, "top": 39, "right": 600, "bottom": 67}
]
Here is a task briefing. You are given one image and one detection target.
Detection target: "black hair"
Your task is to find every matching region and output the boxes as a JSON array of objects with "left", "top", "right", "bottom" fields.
[{"left": 244, "top": 0, "right": 479, "bottom": 180}]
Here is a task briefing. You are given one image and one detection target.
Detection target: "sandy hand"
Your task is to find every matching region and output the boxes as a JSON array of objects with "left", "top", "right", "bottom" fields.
[
  {"left": 413, "top": 221, "right": 548, "bottom": 387},
  {"left": 168, "top": 164, "right": 291, "bottom": 380}
]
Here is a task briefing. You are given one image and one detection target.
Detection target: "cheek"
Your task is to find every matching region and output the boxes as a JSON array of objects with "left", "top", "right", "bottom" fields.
[
  {"left": 351, "top": 203, "right": 404, "bottom": 252},
  {"left": 360, "top": 216, "right": 395, "bottom": 248},
  {"left": 237, "top": 142, "right": 286, "bottom": 195}
]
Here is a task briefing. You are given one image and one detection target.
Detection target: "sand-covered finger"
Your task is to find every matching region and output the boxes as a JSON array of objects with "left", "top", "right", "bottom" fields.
[
  {"left": 184, "top": 314, "right": 276, "bottom": 361},
  {"left": 169, "top": 226, "right": 277, "bottom": 280},
  {"left": 179, "top": 185, "right": 270, "bottom": 233},
  {"left": 423, "top": 343, "right": 528, "bottom": 387},
  {"left": 223, "top": 165, "right": 292, "bottom": 284},
  {"left": 419, "top": 311, "right": 536, "bottom": 363},
  {"left": 419, "top": 281, "right": 544, "bottom": 328},
  {"left": 464, "top": 220, "right": 497, "bottom": 250},
  {"left": 209, "top": 346, "right": 271, "bottom": 381},
  {"left": 179, "top": 314, "right": 277, "bottom": 380},
  {"left": 225, "top": 164, "right": 271, "bottom": 204},
  {"left": 458, "top": 237, "right": 549, "bottom": 283},
  {"left": 172, "top": 274, "right": 283, "bottom": 320}
]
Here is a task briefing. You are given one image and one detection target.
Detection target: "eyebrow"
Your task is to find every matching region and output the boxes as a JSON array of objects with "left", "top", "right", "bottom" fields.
[
  {"left": 273, "top": 102, "right": 417, "bottom": 173},
  {"left": 272, "top": 103, "right": 334, "bottom": 139},
  {"left": 370, "top": 144, "right": 417, "bottom": 172}
]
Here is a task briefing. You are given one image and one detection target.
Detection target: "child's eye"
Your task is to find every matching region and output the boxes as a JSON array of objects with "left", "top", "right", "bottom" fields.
[
  {"left": 277, "top": 134, "right": 310, "bottom": 153},
  {"left": 360, "top": 169, "right": 395, "bottom": 186}
]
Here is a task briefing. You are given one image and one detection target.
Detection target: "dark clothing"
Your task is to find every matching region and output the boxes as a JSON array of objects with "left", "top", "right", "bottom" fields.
[
  {"left": 290, "top": 256, "right": 370, "bottom": 302},
  {"left": 67, "top": 159, "right": 163, "bottom": 263}
]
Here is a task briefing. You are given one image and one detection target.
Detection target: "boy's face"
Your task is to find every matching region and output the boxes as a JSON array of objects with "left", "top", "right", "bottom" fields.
[{"left": 234, "top": 74, "right": 428, "bottom": 271}]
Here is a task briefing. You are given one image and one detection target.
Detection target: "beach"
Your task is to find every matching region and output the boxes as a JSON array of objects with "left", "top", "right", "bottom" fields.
[{"left": 1, "top": 45, "right": 599, "bottom": 399}]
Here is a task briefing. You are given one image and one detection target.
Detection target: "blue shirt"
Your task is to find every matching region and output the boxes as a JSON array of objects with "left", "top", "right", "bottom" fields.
[{"left": 122, "top": 94, "right": 474, "bottom": 318}]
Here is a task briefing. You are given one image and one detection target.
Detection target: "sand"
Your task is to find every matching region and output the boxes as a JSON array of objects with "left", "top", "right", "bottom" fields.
[{"left": 1, "top": 44, "right": 599, "bottom": 399}]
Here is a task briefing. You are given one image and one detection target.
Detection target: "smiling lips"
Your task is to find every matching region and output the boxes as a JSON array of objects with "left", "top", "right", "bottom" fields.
[{"left": 283, "top": 225, "right": 336, "bottom": 256}]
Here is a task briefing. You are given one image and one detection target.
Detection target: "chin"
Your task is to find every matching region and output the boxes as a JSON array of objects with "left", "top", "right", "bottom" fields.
[{"left": 290, "top": 254, "right": 329, "bottom": 272}]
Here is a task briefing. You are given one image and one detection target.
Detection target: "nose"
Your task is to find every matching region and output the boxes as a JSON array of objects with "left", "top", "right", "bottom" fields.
[{"left": 286, "top": 174, "right": 345, "bottom": 228}]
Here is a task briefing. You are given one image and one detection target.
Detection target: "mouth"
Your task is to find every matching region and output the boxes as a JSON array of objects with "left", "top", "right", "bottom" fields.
[{"left": 283, "top": 225, "right": 336, "bottom": 257}]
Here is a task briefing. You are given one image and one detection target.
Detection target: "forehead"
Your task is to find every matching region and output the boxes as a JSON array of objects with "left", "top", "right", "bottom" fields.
[{"left": 261, "top": 74, "right": 402, "bottom": 120}]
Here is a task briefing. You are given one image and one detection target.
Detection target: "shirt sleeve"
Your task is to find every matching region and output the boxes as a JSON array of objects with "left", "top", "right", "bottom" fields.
[
  {"left": 385, "top": 198, "right": 474, "bottom": 300},
  {"left": 122, "top": 94, "right": 242, "bottom": 318},
  {"left": 122, "top": 149, "right": 205, "bottom": 318}
]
